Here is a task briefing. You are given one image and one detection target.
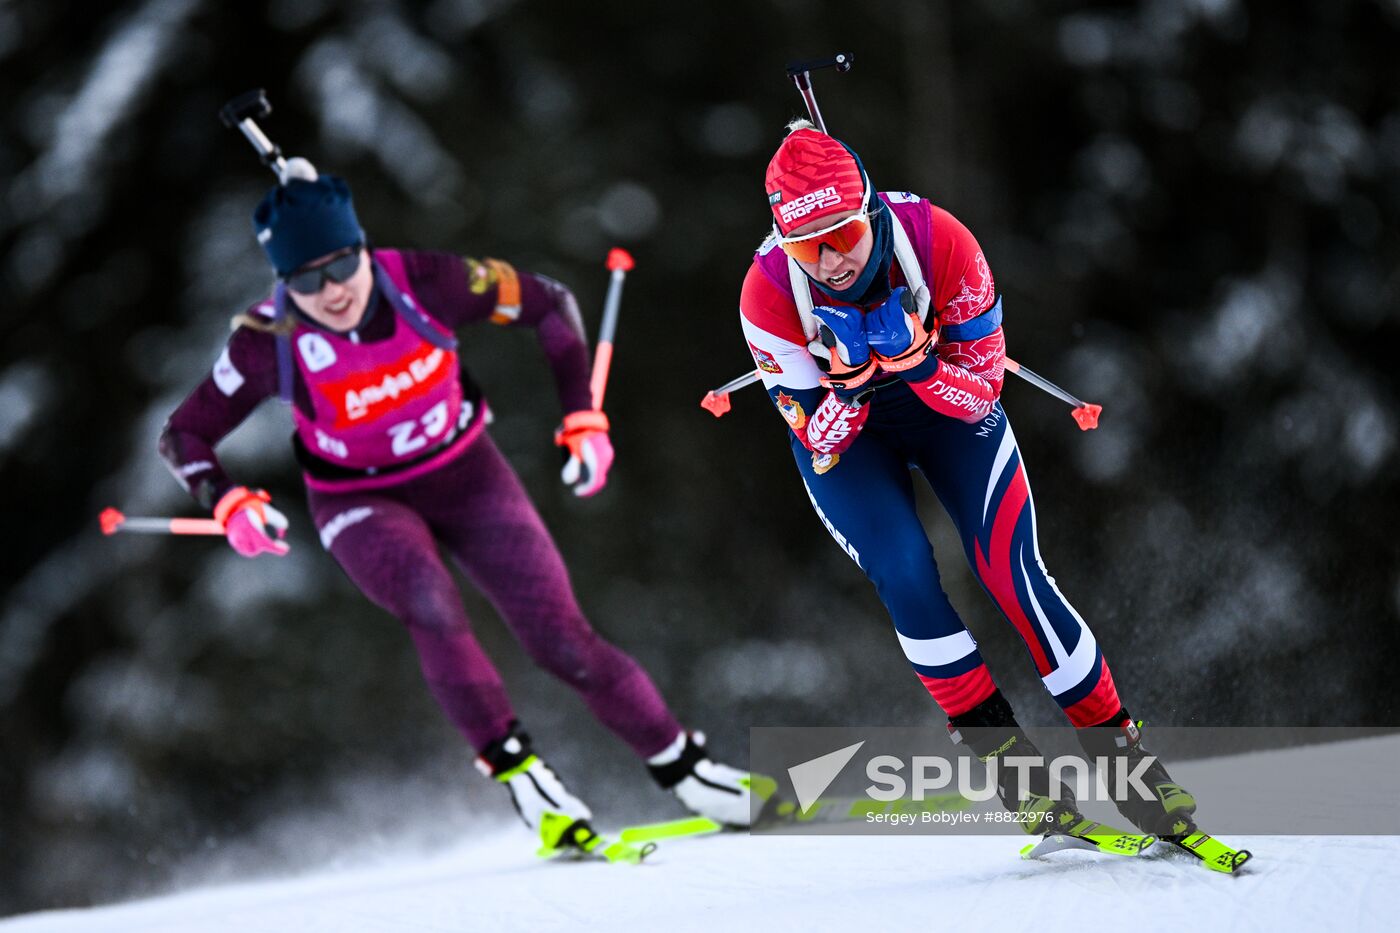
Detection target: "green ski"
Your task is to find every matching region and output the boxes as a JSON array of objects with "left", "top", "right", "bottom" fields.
[
  {"left": 619, "top": 816, "right": 725, "bottom": 844},
  {"left": 536, "top": 812, "right": 657, "bottom": 865},
  {"left": 1162, "top": 830, "right": 1253, "bottom": 873},
  {"left": 1021, "top": 817, "right": 1157, "bottom": 861}
]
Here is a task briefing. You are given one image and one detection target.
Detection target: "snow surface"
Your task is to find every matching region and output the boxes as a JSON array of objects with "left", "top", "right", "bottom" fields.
[
  {"left": 8, "top": 735, "right": 1400, "bottom": 931},
  {"left": 4, "top": 830, "right": 1397, "bottom": 932}
]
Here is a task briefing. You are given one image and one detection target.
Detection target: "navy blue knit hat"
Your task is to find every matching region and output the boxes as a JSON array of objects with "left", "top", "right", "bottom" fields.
[{"left": 252, "top": 174, "right": 364, "bottom": 275}]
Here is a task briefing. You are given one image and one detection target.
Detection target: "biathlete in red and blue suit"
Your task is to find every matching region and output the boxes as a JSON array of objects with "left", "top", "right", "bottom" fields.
[
  {"left": 160, "top": 165, "right": 750, "bottom": 848},
  {"left": 740, "top": 123, "right": 1197, "bottom": 836}
]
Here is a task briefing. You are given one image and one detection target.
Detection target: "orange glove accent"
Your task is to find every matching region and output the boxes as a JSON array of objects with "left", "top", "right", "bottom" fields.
[
  {"left": 553, "top": 410, "right": 613, "bottom": 497},
  {"left": 213, "top": 486, "right": 272, "bottom": 525},
  {"left": 553, "top": 410, "right": 610, "bottom": 453},
  {"left": 817, "top": 356, "right": 879, "bottom": 392},
  {"left": 213, "top": 487, "right": 290, "bottom": 558}
]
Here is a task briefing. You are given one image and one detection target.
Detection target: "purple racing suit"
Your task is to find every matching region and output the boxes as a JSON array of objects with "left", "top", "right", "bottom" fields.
[{"left": 159, "top": 249, "right": 682, "bottom": 757}]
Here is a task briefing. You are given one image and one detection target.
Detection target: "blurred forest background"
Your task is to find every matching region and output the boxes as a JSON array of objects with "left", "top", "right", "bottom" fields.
[{"left": 3, "top": 0, "right": 1399, "bottom": 915}]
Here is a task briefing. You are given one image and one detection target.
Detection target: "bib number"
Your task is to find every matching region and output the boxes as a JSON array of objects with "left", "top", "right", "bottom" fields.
[{"left": 388, "top": 401, "right": 451, "bottom": 457}]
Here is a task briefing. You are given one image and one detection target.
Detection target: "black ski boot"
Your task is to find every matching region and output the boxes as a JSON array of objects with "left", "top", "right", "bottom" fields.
[
  {"left": 1077, "top": 709, "right": 1197, "bottom": 836},
  {"left": 949, "top": 692, "right": 1080, "bottom": 836}
]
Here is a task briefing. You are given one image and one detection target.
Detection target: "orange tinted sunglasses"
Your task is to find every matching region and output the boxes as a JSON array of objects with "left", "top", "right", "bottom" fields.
[{"left": 776, "top": 212, "right": 871, "bottom": 263}]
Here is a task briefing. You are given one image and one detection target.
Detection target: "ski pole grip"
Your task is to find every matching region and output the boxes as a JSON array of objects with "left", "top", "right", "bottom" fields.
[
  {"left": 218, "top": 89, "right": 273, "bottom": 128},
  {"left": 785, "top": 53, "right": 853, "bottom": 136},
  {"left": 785, "top": 53, "right": 854, "bottom": 77},
  {"left": 219, "top": 89, "right": 288, "bottom": 181}
]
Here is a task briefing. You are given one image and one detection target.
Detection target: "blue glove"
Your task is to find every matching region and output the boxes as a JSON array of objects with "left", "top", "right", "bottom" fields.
[
  {"left": 865, "top": 287, "right": 917, "bottom": 358},
  {"left": 810, "top": 304, "right": 869, "bottom": 366}
]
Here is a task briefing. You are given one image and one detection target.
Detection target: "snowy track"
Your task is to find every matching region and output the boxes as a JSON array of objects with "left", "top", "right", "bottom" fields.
[{"left": 6, "top": 831, "right": 1398, "bottom": 932}]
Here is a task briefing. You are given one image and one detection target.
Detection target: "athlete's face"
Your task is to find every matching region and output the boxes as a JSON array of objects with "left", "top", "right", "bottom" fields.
[
  {"left": 287, "top": 246, "right": 373, "bottom": 332},
  {"left": 787, "top": 209, "right": 874, "bottom": 290}
]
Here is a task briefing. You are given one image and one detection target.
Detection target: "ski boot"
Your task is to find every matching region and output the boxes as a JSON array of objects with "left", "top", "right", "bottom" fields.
[
  {"left": 475, "top": 722, "right": 600, "bottom": 856},
  {"left": 1077, "top": 709, "right": 1197, "bottom": 836},
  {"left": 647, "top": 730, "right": 754, "bottom": 827},
  {"left": 949, "top": 692, "right": 1081, "bottom": 836}
]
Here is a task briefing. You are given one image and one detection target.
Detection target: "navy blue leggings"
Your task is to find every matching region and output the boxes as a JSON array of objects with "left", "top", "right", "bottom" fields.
[{"left": 787, "top": 380, "right": 1120, "bottom": 725}]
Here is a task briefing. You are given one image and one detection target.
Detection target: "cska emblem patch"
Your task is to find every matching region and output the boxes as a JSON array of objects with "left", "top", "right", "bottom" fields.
[{"left": 776, "top": 392, "right": 806, "bottom": 429}]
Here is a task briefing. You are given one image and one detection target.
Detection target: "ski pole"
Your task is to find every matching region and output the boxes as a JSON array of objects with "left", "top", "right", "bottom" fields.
[
  {"left": 700, "top": 370, "right": 763, "bottom": 417},
  {"left": 589, "top": 248, "right": 634, "bottom": 411},
  {"left": 219, "top": 89, "right": 293, "bottom": 183},
  {"left": 1002, "top": 358, "right": 1101, "bottom": 430},
  {"left": 99, "top": 507, "right": 224, "bottom": 537},
  {"left": 786, "top": 53, "right": 855, "bottom": 134},
  {"left": 698, "top": 359, "right": 1101, "bottom": 430},
  {"left": 698, "top": 51, "right": 856, "bottom": 420}
]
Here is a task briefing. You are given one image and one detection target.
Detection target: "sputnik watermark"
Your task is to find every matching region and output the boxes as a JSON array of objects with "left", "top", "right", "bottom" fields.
[
  {"left": 866, "top": 754, "right": 1157, "bottom": 804},
  {"left": 789, "top": 745, "right": 1158, "bottom": 816},
  {"left": 757, "top": 725, "right": 1400, "bottom": 835},
  {"left": 865, "top": 809, "right": 1043, "bottom": 828}
]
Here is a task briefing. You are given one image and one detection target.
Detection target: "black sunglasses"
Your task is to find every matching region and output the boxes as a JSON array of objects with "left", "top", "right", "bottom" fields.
[{"left": 284, "top": 246, "right": 364, "bottom": 295}]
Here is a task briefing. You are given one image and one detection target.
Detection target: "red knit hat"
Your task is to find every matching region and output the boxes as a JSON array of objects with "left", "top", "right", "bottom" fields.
[{"left": 765, "top": 128, "right": 867, "bottom": 236}]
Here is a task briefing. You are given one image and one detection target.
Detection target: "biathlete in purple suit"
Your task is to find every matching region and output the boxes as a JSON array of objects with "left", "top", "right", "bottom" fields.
[{"left": 160, "top": 164, "right": 750, "bottom": 849}]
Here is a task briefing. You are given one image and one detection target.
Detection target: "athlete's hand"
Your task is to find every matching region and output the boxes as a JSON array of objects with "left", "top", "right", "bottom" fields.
[
  {"left": 867, "top": 287, "right": 934, "bottom": 375},
  {"left": 554, "top": 410, "right": 614, "bottom": 497},
  {"left": 865, "top": 288, "right": 917, "bottom": 357},
  {"left": 809, "top": 304, "right": 878, "bottom": 398},
  {"left": 213, "top": 486, "right": 290, "bottom": 558},
  {"left": 810, "top": 304, "right": 870, "bottom": 367}
]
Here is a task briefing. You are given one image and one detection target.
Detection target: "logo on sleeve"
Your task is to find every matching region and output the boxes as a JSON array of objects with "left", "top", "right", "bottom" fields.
[
  {"left": 805, "top": 394, "right": 865, "bottom": 454},
  {"left": 776, "top": 392, "right": 807, "bottom": 429},
  {"left": 465, "top": 258, "right": 498, "bottom": 295},
  {"left": 749, "top": 341, "right": 784, "bottom": 374},
  {"left": 213, "top": 347, "right": 245, "bottom": 396},
  {"left": 319, "top": 506, "right": 374, "bottom": 550},
  {"left": 945, "top": 252, "right": 995, "bottom": 324},
  {"left": 297, "top": 333, "right": 338, "bottom": 373}
]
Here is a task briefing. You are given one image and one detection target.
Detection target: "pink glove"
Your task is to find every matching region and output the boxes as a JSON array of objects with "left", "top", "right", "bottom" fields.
[
  {"left": 213, "top": 487, "right": 290, "bottom": 558},
  {"left": 553, "top": 410, "right": 614, "bottom": 497}
]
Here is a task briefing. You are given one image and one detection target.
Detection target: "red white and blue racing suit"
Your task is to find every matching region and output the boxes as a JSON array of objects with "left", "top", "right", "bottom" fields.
[{"left": 740, "top": 193, "right": 1122, "bottom": 726}]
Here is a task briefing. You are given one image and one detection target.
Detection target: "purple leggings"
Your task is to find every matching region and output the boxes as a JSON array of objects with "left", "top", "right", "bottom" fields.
[{"left": 305, "top": 434, "right": 681, "bottom": 758}]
